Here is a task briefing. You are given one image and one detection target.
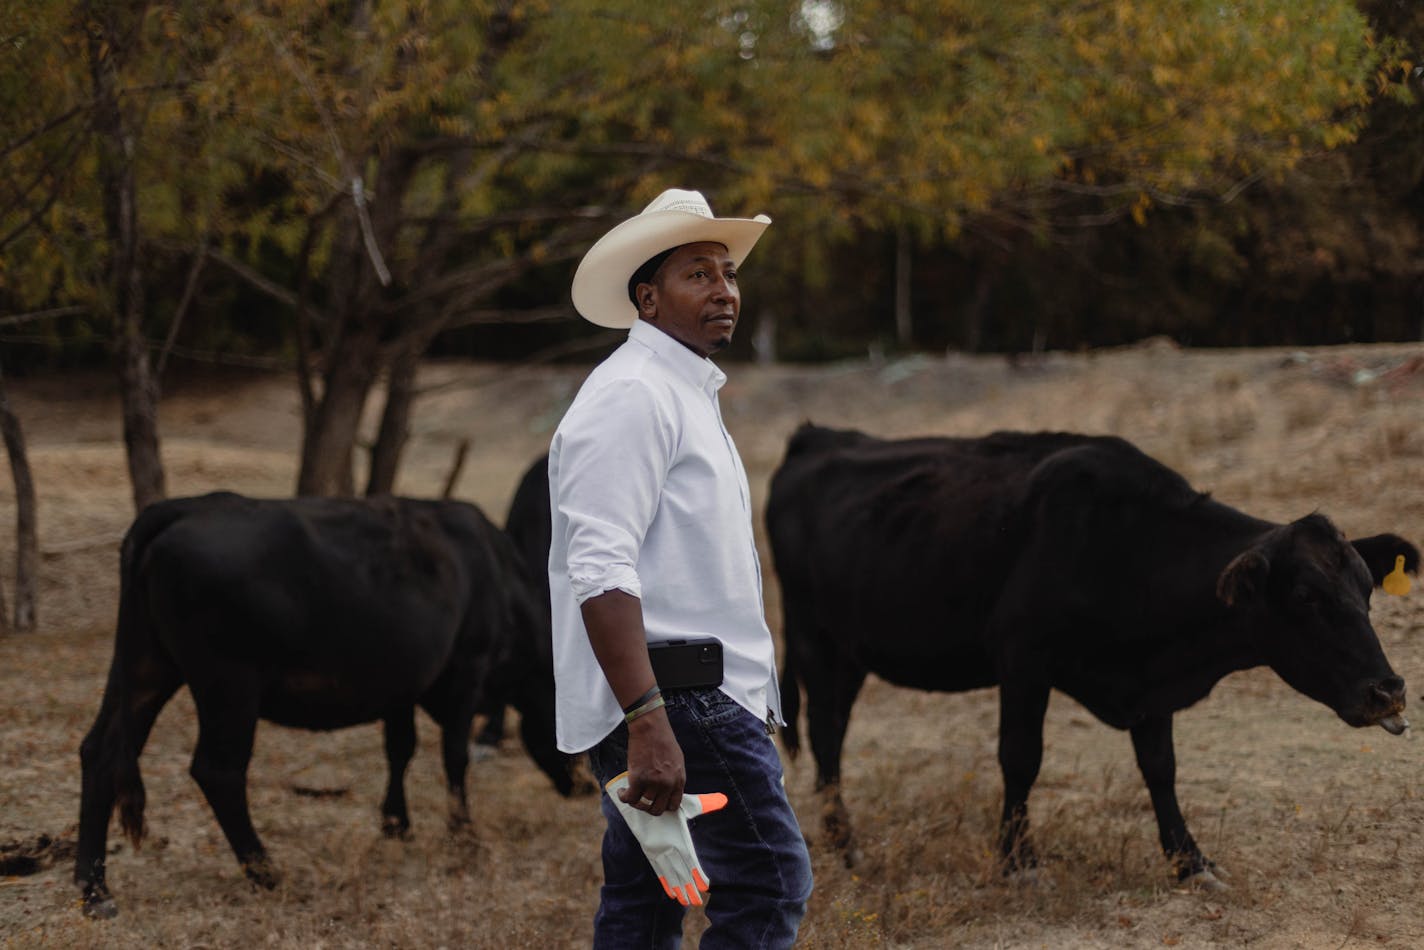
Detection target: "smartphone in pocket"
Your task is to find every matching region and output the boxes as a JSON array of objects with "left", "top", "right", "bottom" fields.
[{"left": 648, "top": 637, "right": 724, "bottom": 690}]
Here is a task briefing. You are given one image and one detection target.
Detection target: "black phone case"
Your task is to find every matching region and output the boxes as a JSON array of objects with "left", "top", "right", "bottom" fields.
[{"left": 648, "top": 637, "right": 724, "bottom": 689}]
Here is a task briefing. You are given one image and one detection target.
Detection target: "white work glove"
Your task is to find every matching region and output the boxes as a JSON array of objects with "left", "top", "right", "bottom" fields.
[{"left": 605, "top": 771, "right": 729, "bottom": 906}]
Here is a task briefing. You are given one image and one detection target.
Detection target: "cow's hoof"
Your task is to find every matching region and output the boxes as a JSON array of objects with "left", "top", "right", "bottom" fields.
[
  {"left": 1181, "top": 867, "right": 1230, "bottom": 892},
  {"left": 1004, "top": 865, "right": 1051, "bottom": 888},
  {"left": 381, "top": 816, "right": 412, "bottom": 840},
  {"left": 822, "top": 816, "right": 853, "bottom": 852},
  {"left": 467, "top": 742, "right": 498, "bottom": 764},
  {"left": 242, "top": 857, "right": 281, "bottom": 890},
  {"left": 78, "top": 884, "right": 118, "bottom": 919},
  {"left": 999, "top": 844, "right": 1040, "bottom": 880},
  {"left": 821, "top": 825, "right": 857, "bottom": 867},
  {"left": 1176, "top": 857, "right": 1229, "bottom": 891}
]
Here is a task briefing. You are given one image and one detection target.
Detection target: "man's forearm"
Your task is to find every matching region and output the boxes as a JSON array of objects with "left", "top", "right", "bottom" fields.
[
  {"left": 580, "top": 587, "right": 685, "bottom": 813},
  {"left": 580, "top": 588, "right": 658, "bottom": 709}
]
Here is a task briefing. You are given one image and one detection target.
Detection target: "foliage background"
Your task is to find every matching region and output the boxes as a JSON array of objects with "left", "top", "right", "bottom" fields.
[{"left": 3, "top": 0, "right": 1423, "bottom": 378}]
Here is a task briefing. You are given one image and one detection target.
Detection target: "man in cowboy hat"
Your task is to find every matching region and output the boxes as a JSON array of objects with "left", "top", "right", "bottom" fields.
[{"left": 548, "top": 188, "right": 812, "bottom": 948}]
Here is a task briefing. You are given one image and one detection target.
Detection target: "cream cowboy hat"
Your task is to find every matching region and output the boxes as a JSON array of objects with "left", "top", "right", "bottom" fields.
[{"left": 571, "top": 188, "right": 771, "bottom": 329}]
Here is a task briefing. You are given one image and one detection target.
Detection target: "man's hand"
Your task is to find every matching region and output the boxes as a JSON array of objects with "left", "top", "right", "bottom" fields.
[{"left": 622, "top": 707, "right": 685, "bottom": 815}]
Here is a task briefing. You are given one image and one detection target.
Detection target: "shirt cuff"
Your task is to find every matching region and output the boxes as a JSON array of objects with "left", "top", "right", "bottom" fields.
[{"left": 570, "top": 565, "right": 643, "bottom": 604}]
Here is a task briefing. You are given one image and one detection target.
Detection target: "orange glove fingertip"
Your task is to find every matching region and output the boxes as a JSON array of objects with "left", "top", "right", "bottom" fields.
[{"left": 698, "top": 792, "right": 729, "bottom": 813}]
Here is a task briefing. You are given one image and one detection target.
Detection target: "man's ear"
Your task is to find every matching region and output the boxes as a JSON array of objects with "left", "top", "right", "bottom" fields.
[
  {"left": 636, "top": 283, "right": 657, "bottom": 318},
  {"left": 1351, "top": 533, "right": 1421, "bottom": 587},
  {"left": 1217, "top": 549, "right": 1270, "bottom": 606}
]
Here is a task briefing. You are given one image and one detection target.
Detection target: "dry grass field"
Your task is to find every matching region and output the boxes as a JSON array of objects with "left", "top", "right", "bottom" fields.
[{"left": 2, "top": 338, "right": 1423, "bottom": 948}]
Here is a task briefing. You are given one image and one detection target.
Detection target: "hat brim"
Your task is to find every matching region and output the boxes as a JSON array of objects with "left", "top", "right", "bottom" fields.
[{"left": 571, "top": 210, "right": 771, "bottom": 329}]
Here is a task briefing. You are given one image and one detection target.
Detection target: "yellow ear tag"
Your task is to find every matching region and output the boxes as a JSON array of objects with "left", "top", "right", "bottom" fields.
[{"left": 1383, "top": 555, "right": 1412, "bottom": 597}]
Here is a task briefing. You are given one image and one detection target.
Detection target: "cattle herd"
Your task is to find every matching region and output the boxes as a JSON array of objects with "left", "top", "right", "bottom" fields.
[{"left": 73, "top": 425, "right": 1419, "bottom": 918}]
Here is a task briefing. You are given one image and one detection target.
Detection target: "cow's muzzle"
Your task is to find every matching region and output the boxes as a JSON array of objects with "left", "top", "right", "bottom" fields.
[{"left": 1367, "top": 675, "right": 1408, "bottom": 735}]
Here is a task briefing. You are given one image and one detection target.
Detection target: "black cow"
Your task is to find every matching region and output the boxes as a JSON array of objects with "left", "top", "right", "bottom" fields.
[
  {"left": 767, "top": 424, "right": 1418, "bottom": 886},
  {"left": 75, "top": 492, "right": 571, "bottom": 918}
]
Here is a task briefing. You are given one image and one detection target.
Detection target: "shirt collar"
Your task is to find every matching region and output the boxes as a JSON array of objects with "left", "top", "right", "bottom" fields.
[{"left": 628, "top": 318, "right": 726, "bottom": 394}]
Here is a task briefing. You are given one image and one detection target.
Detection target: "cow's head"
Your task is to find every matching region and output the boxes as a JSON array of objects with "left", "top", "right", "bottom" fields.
[{"left": 1217, "top": 514, "right": 1416, "bottom": 734}]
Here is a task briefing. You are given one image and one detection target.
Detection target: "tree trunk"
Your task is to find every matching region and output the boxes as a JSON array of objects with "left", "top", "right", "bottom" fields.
[
  {"left": 0, "top": 368, "right": 37, "bottom": 632},
  {"left": 297, "top": 329, "right": 381, "bottom": 497},
  {"left": 116, "top": 317, "right": 166, "bottom": 511},
  {"left": 365, "top": 347, "right": 421, "bottom": 497},
  {"left": 295, "top": 137, "right": 416, "bottom": 498},
  {"left": 87, "top": 0, "right": 166, "bottom": 513},
  {"left": 894, "top": 224, "right": 913, "bottom": 348},
  {"left": 365, "top": 306, "right": 450, "bottom": 498},
  {"left": 442, "top": 439, "right": 471, "bottom": 500},
  {"left": 964, "top": 262, "right": 994, "bottom": 354}
]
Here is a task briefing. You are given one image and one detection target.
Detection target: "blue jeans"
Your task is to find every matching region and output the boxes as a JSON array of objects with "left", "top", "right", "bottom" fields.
[{"left": 587, "top": 688, "right": 813, "bottom": 949}]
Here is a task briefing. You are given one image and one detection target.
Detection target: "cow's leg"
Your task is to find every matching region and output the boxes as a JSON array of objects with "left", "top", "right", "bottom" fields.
[
  {"left": 381, "top": 707, "right": 417, "bottom": 838},
  {"left": 439, "top": 709, "right": 474, "bottom": 831},
  {"left": 997, "top": 680, "right": 1050, "bottom": 874},
  {"left": 75, "top": 660, "right": 181, "bottom": 918},
  {"left": 75, "top": 687, "right": 123, "bottom": 918},
  {"left": 419, "top": 690, "right": 480, "bottom": 829},
  {"left": 804, "top": 652, "right": 866, "bottom": 862},
  {"left": 1129, "top": 714, "right": 1226, "bottom": 890},
  {"left": 471, "top": 705, "right": 506, "bottom": 758},
  {"left": 187, "top": 677, "right": 274, "bottom": 888}
]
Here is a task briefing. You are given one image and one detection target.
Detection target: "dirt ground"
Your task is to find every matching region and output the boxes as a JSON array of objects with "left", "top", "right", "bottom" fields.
[{"left": 2, "top": 338, "right": 1423, "bottom": 948}]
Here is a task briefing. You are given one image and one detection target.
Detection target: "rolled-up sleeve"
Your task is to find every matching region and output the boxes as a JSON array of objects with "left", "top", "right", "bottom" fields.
[{"left": 554, "top": 376, "right": 675, "bottom": 604}]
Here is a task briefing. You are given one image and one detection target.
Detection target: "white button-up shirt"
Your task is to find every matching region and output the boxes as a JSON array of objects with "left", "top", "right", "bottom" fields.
[{"left": 547, "top": 318, "right": 781, "bottom": 753}]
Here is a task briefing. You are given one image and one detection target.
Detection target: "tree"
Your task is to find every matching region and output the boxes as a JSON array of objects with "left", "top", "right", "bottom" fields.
[
  {"left": 207, "top": 0, "right": 794, "bottom": 496},
  {"left": 738, "top": 0, "right": 1393, "bottom": 350},
  {"left": 84, "top": 0, "right": 167, "bottom": 511},
  {"left": 2, "top": 0, "right": 232, "bottom": 512},
  {"left": 3, "top": 1, "right": 1404, "bottom": 504},
  {"left": 0, "top": 362, "right": 37, "bottom": 632}
]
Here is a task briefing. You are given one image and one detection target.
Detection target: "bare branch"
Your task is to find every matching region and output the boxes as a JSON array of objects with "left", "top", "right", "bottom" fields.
[
  {"left": 260, "top": 24, "right": 392, "bottom": 286},
  {"left": 392, "top": 212, "right": 607, "bottom": 313},
  {"left": 0, "top": 306, "right": 89, "bottom": 327},
  {"left": 156, "top": 235, "right": 209, "bottom": 379},
  {"left": 0, "top": 124, "right": 90, "bottom": 251},
  {"left": 442, "top": 305, "right": 573, "bottom": 330},
  {"left": 0, "top": 103, "right": 88, "bottom": 163},
  {"left": 205, "top": 247, "right": 315, "bottom": 317}
]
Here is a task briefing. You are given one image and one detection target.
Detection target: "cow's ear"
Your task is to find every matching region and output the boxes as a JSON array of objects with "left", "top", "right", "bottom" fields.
[
  {"left": 1217, "top": 550, "right": 1269, "bottom": 606},
  {"left": 1351, "top": 534, "right": 1421, "bottom": 587}
]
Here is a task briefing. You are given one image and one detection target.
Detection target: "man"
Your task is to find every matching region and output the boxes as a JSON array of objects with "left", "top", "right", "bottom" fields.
[{"left": 549, "top": 188, "right": 812, "bottom": 948}]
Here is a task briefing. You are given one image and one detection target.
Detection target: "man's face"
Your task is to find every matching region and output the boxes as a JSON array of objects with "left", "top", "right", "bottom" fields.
[{"left": 636, "top": 242, "right": 740, "bottom": 359}]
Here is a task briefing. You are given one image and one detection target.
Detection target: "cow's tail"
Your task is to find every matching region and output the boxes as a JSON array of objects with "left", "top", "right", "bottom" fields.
[
  {"left": 106, "top": 501, "right": 189, "bottom": 848},
  {"left": 110, "top": 587, "right": 148, "bottom": 849},
  {"left": 779, "top": 647, "right": 802, "bottom": 759}
]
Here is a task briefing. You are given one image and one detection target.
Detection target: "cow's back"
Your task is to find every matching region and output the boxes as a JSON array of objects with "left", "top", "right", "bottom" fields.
[
  {"left": 768, "top": 426, "right": 1137, "bottom": 684},
  {"left": 505, "top": 454, "right": 552, "bottom": 612},
  {"left": 133, "top": 494, "right": 483, "bottom": 727}
]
